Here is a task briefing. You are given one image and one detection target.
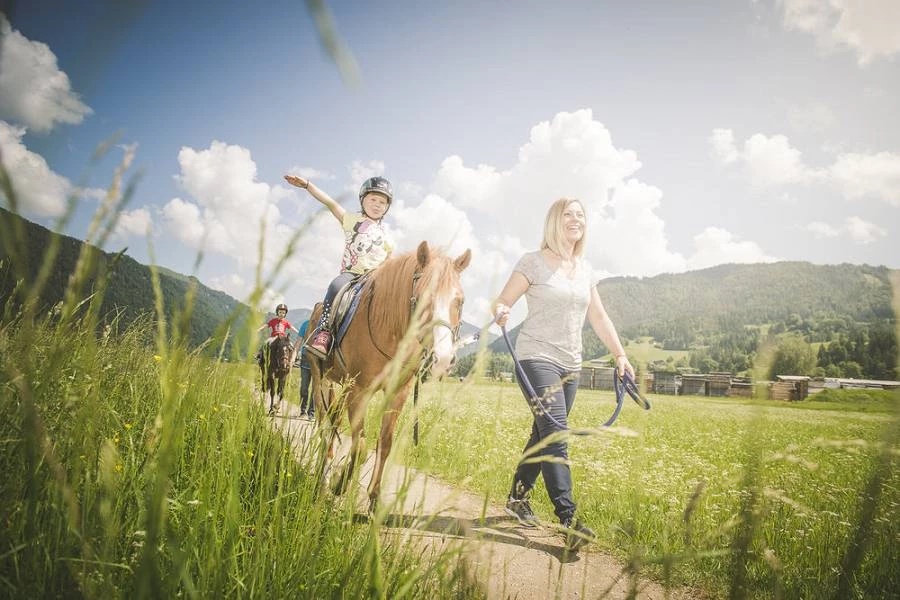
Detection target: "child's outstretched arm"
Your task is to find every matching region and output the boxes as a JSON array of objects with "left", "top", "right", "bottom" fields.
[
  {"left": 256, "top": 323, "right": 268, "bottom": 333},
  {"left": 285, "top": 175, "right": 345, "bottom": 223}
]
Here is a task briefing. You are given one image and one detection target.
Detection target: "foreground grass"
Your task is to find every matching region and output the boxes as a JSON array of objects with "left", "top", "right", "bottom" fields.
[
  {"left": 403, "top": 379, "right": 899, "bottom": 599},
  {"left": 0, "top": 314, "right": 480, "bottom": 598}
]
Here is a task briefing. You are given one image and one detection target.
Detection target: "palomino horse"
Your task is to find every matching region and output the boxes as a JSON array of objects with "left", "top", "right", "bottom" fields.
[
  {"left": 260, "top": 335, "right": 297, "bottom": 414},
  {"left": 307, "top": 241, "right": 471, "bottom": 511}
]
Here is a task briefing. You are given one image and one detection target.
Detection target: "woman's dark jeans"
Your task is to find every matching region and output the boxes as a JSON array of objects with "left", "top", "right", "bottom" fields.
[{"left": 509, "top": 359, "right": 579, "bottom": 523}]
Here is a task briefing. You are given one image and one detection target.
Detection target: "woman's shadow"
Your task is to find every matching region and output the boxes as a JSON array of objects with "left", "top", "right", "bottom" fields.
[{"left": 352, "top": 512, "right": 581, "bottom": 564}]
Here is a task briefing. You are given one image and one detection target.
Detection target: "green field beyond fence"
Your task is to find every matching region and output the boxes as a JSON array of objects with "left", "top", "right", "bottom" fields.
[{"left": 404, "top": 380, "right": 898, "bottom": 599}]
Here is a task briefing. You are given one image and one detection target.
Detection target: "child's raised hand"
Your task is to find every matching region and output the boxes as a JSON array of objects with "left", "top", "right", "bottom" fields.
[{"left": 284, "top": 175, "right": 309, "bottom": 189}]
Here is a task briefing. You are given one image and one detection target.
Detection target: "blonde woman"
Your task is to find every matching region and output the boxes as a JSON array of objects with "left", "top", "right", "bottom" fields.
[{"left": 494, "top": 198, "right": 635, "bottom": 552}]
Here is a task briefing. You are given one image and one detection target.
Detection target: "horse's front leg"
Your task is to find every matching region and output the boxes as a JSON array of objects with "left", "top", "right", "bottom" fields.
[
  {"left": 367, "top": 380, "right": 413, "bottom": 513},
  {"left": 275, "top": 375, "right": 286, "bottom": 411},
  {"left": 267, "top": 374, "right": 277, "bottom": 414},
  {"left": 312, "top": 381, "right": 338, "bottom": 495},
  {"left": 334, "top": 389, "right": 366, "bottom": 497}
]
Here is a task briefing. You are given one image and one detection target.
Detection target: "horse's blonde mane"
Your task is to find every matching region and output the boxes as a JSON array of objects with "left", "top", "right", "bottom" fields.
[{"left": 366, "top": 247, "right": 459, "bottom": 339}]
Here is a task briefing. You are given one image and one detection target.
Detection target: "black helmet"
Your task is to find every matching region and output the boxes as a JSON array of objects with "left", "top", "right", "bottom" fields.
[
  {"left": 275, "top": 303, "right": 288, "bottom": 313},
  {"left": 359, "top": 176, "right": 393, "bottom": 204}
]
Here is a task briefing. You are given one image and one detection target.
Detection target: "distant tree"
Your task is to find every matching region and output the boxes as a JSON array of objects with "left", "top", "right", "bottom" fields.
[
  {"left": 839, "top": 361, "right": 864, "bottom": 379},
  {"left": 824, "top": 364, "right": 842, "bottom": 378},
  {"left": 487, "top": 353, "right": 513, "bottom": 380},
  {"left": 698, "top": 357, "right": 719, "bottom": 373},
  {"left": 451, "top": 353, "right": 477, "bottom": 377},
  {"left": 769, "top": 335, "right": 816, "bottom": 378}
]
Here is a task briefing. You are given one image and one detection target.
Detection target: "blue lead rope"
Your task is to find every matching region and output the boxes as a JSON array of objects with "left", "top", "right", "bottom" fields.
[{"left": 497, "top": 324, "right": 650, "bottom": 430}]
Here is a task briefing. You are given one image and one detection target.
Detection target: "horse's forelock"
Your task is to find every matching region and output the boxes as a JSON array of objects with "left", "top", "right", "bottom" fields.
[{"left": 367, "top": 248, "right": 461, "bottom": 338}]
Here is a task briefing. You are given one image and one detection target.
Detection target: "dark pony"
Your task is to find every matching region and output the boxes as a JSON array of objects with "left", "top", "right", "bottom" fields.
[
  {"left": 260, "top": 335, "right": 297, "bottom": 414},
  {"left": 307, "top": 241, "right": 471, "bottom": 511}
]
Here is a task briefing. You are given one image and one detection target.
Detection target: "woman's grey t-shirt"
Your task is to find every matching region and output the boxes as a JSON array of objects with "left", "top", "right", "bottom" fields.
[{"left": 513, "top": 251, "right": 596, "bottom": 370}]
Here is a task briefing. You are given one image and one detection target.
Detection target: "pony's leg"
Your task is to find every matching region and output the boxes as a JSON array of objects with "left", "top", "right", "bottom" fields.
[
  {"left": 259, "top": 365, "right": 266, "bottom": 403},
  {"left": 334, "top": 389, "right": 366, "bottom": 496},
  {"left": 312, "top": 381, "right": 338, "bottom": 496},
  {"left": 267, "top": 374, "right": 276, "bottom": 414},
  {"left": 367, "top": 380, "right": 413, "bottom": 513},
  {"left": 276, "top": 375, "right": 286, "bottom": 411}
]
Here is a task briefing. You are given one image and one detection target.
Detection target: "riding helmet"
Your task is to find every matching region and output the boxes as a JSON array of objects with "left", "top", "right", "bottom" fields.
[
  {"left": 359, "top": 176, "right": 393, "bottom": 205},
  {"left": 275, "top": 303, "right": 288, "bottom": 313}
]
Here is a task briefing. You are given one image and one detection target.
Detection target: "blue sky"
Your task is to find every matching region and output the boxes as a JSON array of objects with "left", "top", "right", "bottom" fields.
[{"left": 2, "top": 0, "right": 899, "bottom": 325}]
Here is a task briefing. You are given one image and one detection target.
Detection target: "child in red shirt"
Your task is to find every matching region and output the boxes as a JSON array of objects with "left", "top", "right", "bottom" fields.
[{"left": 255, "top": 303, "right": 300, "bottom": 363}]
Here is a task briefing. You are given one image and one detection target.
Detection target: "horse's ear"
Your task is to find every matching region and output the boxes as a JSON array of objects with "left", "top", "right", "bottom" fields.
[
  {"left": 454, "top": 248, "right": 472, "bottom": 272},
  {"left": 416, "top": 241, "right": 430, "bottom": 267}
]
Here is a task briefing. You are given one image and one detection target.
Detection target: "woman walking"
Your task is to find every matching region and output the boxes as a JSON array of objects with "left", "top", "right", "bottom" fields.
[{"left": 494, "top": 197, "right": 635, "bottom": 552}]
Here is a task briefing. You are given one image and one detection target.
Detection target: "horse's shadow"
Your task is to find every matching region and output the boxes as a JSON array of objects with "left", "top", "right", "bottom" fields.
[{"left": 351, "top": 512, "right": 581, "bottom": 564}]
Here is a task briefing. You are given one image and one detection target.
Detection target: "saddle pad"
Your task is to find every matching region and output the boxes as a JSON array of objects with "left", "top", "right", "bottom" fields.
[{"left": 334, "top": 278, "right": 368, "bottom": 348}]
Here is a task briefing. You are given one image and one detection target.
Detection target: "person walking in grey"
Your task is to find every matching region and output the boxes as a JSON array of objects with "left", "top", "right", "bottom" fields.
[{"left": 493, "top": 197, "right": 635, "bottom": 552}]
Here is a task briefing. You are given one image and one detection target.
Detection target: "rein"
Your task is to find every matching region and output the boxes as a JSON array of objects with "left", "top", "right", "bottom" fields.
[
  {"left": 365, "top": 267, "right": 464, "bottom": 446},
  {"left": 366, "top": 270, "right": 460, "bottom": 360},
  {"left": 498, "top": 324, "right": 650, "bottom": 431}
]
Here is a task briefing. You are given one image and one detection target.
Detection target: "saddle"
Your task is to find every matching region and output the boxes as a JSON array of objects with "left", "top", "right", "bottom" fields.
[
  {"left": 309, "top": 272, "right": 373, "bottom": 367},
  {"left": 328, "top": 272, "right": 372, "bottom": 349}
]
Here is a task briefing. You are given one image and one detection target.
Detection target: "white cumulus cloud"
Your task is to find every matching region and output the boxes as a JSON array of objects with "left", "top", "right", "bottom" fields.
[
  {"left": 287, "top": 166, "right": 335, "bottom": 181},
  {"left": 0, "top": 120, "right": 70, "bottom": 216},
  {"left": 778, "top": 0, "right": 900, "bottom": 65},
  {"left": 114, "top": 207, "right": 153, "bottom": 239},
  {"left": 161, "top": 140, "right": 354, "bottom": 307},
  {"left": 687, "top": 227, "right": 779, "bottom": 270},
  {"left": 808, "top": 216, "right": 887, "bottom": 244},
  {"left": 710, "top": 128, "right": 819, "bottom": 186},
  {"left": 830, "top": 152, "right": 900, "bottom": 206},
  {"left": 0, "top": 16, "right": 92, "bottom": 132},
  {"left": 432, "top": 110, "right": 680, "bottom": 280}
]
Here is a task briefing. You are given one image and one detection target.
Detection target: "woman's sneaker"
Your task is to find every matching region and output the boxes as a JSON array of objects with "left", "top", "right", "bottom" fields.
[
  {"left": 561, "top": 518, "right": 596, "bottom": 552},
  {"left": 505, "top": 497, "right": 539, "bottom": 527}
]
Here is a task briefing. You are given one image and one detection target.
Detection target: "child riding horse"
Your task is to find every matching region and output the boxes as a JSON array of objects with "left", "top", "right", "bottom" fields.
[{"left": 307, "top": 241, "right": 471, "bottom": 511}]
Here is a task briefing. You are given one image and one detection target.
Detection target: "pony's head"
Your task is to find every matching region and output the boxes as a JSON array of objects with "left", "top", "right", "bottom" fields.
[
  {"left": 370, "top": 241, "right": 472, "bottom": 379},
  {"left": 270, "top": 336, "right": 294, "bottom": 376},
  {"left": 413, "top": 241, "right": 471, "bottom": 378}
]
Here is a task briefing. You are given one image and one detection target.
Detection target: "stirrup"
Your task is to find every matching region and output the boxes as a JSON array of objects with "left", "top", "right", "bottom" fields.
[{"left": 305, "top": 331, "right": 331, "bottom": 359}]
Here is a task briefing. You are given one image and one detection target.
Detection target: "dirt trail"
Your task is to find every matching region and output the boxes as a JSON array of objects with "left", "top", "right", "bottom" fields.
[{"left": 269, "top": 400, "right": 696, "bottom": 599}]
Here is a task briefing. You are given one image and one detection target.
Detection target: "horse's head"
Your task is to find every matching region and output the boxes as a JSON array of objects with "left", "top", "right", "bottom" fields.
[
  {"left": 271, "top": 336, "right": 294, "bottom": 375},
  {"left": 413, "top": 241, "right": 472, "bottom": 379}
]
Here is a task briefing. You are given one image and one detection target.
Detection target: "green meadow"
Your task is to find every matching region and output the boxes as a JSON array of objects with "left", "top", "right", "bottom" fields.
[
  {"left": 404, "top": 380, "right": 899, "bottom": 599},
  {"left": 2, "top": 297, "right": 897, "bottom": 598},
  {"left": 0, "top": 314, "right": 480, "bottom": 599}
]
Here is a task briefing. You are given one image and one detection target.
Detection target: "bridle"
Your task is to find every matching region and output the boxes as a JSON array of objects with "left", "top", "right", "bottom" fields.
[
  {"left": 367, "top": 268, "right": 463, "bottom": 362},
  {"left": 365, "top": 265, "right": 464, "bottom": 446}
]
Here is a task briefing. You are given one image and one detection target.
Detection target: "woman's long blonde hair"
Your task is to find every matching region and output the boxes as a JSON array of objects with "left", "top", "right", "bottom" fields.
[{"left": 541, "top": 198, "right": 586, "bottom": 258}]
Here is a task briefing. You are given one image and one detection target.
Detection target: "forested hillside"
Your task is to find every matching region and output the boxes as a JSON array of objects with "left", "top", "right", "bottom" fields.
[
  {"left": 597, "top": 262, "right": 893, "bottom": 343},
  {"left": 488, "top": 262, "right": 897, "bottom": 379},
  {"left": 0, "top": 208, "right": 250, "bottom": 352}
]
